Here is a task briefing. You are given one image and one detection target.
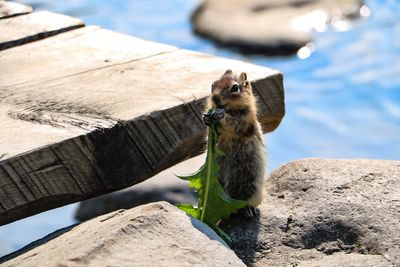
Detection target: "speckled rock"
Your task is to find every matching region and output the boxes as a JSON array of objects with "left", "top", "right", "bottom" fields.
[
  {"left": 192, "top": 0, "right": 364, "bottom": 55},
  {"left": 222, "top": 159, "right": 400, "bottom": 266},
  {"left": 1, "top": 202, "right": 245, "bottom": 267},
  {"left": 3, "top": 159, "right": 398, "bottom": 266}
]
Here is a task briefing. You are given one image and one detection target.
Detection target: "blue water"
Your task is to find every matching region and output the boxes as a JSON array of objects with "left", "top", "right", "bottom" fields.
[{"left": 1, "top": 0, "right": 399, "bottom": 257}]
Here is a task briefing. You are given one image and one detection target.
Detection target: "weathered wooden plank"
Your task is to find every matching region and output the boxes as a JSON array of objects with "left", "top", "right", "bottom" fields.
[
  {"left": 1, "top": 48, "right": 284, "bottom": 157},
  {"left": 0, "top": 30, "right": 282, "bottom": 158},
  {"left": 0, "top": 28, "right": 284, "bottom": 225},
  {"left": 0, "top": 10, "right": 84, "bottom": 50},
  {"left": 0, "top": 1, "right": 32, "bottom": 19},
  {"left": 0, "top": 26, "right": 178, "bottom": 87}
]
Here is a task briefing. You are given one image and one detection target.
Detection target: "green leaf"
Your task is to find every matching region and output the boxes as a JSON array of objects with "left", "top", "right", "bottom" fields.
[
  {"left": 207, "top": 223, "right": 233, "bottom": 246},
  {"left": 176, "top": 108, "right": 248, "bottom": 240},
  {"left": 176, "top": 204, "right": 200, "bottom": 219}
]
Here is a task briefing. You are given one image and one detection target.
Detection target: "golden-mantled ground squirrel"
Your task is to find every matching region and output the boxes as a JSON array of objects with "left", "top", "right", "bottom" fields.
[{"left": 203, "top": 70, "right": 266, "bottom": 218}]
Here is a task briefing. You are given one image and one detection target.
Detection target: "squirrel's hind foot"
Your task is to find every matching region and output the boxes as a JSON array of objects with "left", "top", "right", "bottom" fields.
[{"left": 238, "top": 206, "right": 258, "bottom": 219}]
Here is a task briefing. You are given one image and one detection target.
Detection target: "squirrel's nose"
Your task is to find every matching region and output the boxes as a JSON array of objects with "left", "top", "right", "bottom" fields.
[{"left": 212, "top": 95, "right": 221, "bottom": 106}]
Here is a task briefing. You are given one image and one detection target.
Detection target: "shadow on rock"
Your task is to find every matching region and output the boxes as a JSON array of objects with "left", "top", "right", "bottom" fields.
[
  {"left": 75, "top": 185, "right": 197, "bottom": 221},
  {"left": 220, "top": 210, "right": 261, "bottom": 266},
  {"left": 227, "top": 159, "right": 400, "bottom": 266}
]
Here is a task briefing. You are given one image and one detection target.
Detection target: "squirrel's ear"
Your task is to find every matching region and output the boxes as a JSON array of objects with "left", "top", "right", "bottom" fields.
[
  {"left": 239, "top": 72, "right": 247, "bottom": 82},
  {"left": 223, "top": 69, "right": 233, "bottom": 76}
]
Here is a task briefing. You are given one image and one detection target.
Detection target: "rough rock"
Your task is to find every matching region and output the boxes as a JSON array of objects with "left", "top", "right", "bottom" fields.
[
  {"left": 221, "top": 159, "right": 399, "bottom": 266},
  {"left": 1, "top": 202, "right": 245, "bottom": 267},
  {"left": 192, "top": 0, "right": 364, "bottom": 55},
  {"left": 75, "top": 155, "right": 204, "bottom": 221}
]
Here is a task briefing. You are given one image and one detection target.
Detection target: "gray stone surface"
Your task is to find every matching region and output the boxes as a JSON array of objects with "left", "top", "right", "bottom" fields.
[
  {"left": 222, "top": 159, "right": 399, "bottom": 266},
  {"left": 3, "top": 159, "right": 398, "bottom": 266},
  {"left": 1, "top": 202, "right": 245, "bottom": 267},
  {"left": 192, "top": 0, "right": 363, "bottom": 54}
]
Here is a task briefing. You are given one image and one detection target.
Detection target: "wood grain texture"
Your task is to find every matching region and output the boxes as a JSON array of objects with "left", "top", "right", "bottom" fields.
[
  {"left": 0, "top": 25, "right": 285, "bottom": 226},
  {"left": 0, "top": 1, "right": 32, "bottom": 19},
  {"left": 0, "top": 10, "right": 84, "bottom": 51},
  {"left": 0, "top": 26, "right": 177, "bottom": 87}
]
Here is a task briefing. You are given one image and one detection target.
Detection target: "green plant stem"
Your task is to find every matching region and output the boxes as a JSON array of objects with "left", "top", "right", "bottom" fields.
[{"left": 201, "top": 127, "right": 213, "bottom": 222}]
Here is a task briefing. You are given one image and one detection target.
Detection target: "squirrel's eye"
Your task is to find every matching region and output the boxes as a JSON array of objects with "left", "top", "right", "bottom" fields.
[{"left": 231, "top": 84, "right": 240, "bottom": 93}]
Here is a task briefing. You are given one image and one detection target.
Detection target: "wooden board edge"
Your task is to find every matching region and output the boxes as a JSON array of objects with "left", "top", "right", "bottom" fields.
[
  {"left": 0, "top": 1, "right": 33, "bottom": 20},
  {"left": 0, "top": 24, "right": 85, "bottom": 51},
  {"left": 0, "top": 71, "right": 284, "bottom": 225}
]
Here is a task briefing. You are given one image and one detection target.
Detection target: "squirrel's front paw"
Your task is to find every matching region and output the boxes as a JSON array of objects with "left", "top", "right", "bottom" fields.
[
  {"left": 202, "top": 108, "right": 225, "bottom": 126},
  {"left": 214, "top": 108, "right": 225, "bottom": 120}
]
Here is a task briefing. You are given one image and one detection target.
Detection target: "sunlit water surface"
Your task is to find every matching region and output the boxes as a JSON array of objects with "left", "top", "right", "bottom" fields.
[{"left": 1, "top": 0, "right": 399, "bottom": 257}]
